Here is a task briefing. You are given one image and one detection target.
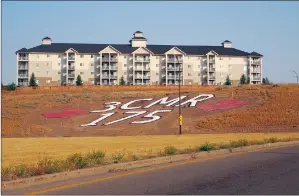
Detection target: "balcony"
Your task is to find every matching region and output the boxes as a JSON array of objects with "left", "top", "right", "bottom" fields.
[
  {"left": 68, "top": 56, "right": 75, "bottom": 61},
  {"left": 167, "top": 59, "right": 183, "bottom": 63},
  {"left": 143, "top": 59, "right": 150, "bottom": 63},
  {"left": 209, "top": 67, "right": 215, "bottom": 72},
  {"left": 252, "top": 77, "right": 261, "bottom": 81},
  {"left": 110, "top": 75, "right": 117, "bottom": 79},
  {"left": 110, "top": 66, "right": 117, "bottom": 70},
  {"left": 135, "top": 75, "right": 143, "bottom": 79},
  {"left": 68, "top": 73, "right": 75, "bottom": 78},
  {"left": 167, "top": 67, "right": 182, "bottom": 71},
  {"left": 209, "top": 59, "right": 215, "bottom": 64},
  {"left": 251, "top": 60, "right": 261, "bottom": 65},
  {"left": 102, "top": 57, "right": 110, "bottom": 62},
  {"left": 68, "top": 66, "right": 75, "bottom": 70},
  {"left": 18, "top": 56, "right": 28, "bottom": 61},
  {"left": 18, "top": 65, "right": 28, "bottom": 70},
  {"left": 110, "top": 58, "right": 118, "bottom": 62},
  {"left": 209, "top": 75, "right": 216, "bottom": 80},
  {"left": 102, "top": 75, "right": 109, "bottom": 79},
  {"left": 251, "top": 69, "right": 261, "bottom": 73},
  {"left": 18, "top": 82, "right": 28, "bottom": 86},
  {"left": 143, "top": 67, "right": 150, "bottom": 71},
  {"left": 143, "top": 75, "right": 150, "bottom": 79},
  {"left": 18, "top": 74, "right": 28, "bottom": 78}
]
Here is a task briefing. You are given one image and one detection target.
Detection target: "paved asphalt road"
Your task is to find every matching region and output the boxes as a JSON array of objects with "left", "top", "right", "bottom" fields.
[{"left": 5, "top": 145, "right": 299, "bottom": 195}]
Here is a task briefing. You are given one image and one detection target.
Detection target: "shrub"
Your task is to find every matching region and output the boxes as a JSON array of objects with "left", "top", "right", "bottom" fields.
[
  {"left": 199, "top": 143, "right": 214, "bottom": 151},
  {"left": 29, "top": 73, "right": 38, "bottom": 87},
  {"left": 37, "top": 158, "right": 63, "bottom": 174},
  {"left": 224, "top": 75, "right": 232, "bottom": 85},
  {"left": 6, "top": 83, "right": 16, "bottom": 91},
  {"left": 264, "top": 137, "right": 278, "bottom": 143},
  {"left": 240, "top": 74, "right": 246, "bottom": 85},
  {"left": 86, "top": 150, "right": 105, "bottom": 165},
  {"left": 66, "top": 153, "right": 88, "bottom": 169},
  {"left": 76, "top": 75, "right": 83, "bottom": 86},
  {"left": 119, "top": 76, "right": 126, "bottom": 85},
  {"left": 110, "top": 151, "right": 125, "bottom": 163},
  {"left": 229, "top": 139, "right": 249, "bottom": 148},
  {"left": 13, "top": 164, "right": 27, "bottom": 177},
  {"left": 164, "top": 146, "right": 178, "bottom": 155}
]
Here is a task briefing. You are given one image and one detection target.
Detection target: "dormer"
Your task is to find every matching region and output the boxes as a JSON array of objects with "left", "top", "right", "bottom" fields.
[
  {"left": 221, "top": 40, "right": 232, "bottom": 48},
  {"left": 42, "top": 37, "right": 52, "bottom": 45},
  {"left": 129, "top": 31, "right": 147, "bottom": 47}
]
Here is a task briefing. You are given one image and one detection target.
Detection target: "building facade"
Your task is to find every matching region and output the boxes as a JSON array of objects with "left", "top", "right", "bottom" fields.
[{"left": 16, "top": 31, "right": 263, "bottom": 86}]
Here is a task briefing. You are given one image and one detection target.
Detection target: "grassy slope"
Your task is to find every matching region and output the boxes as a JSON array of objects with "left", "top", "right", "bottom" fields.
[{"left": 3, "top": 133, "right": 299, "bottom": 167}]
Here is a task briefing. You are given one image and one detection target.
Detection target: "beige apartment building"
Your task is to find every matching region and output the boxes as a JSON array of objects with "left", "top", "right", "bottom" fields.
[{"left": 16, "top": 31, "right": 263, "bottom": 86}]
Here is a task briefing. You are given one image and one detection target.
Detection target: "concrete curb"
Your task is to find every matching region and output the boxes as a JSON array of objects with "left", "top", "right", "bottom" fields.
[{"left": 2, "top": 140, "right": 299, "bottom": 190}]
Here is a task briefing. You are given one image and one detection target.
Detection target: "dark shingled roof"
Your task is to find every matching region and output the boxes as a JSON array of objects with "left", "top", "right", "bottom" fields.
[
  {"left": 16, "top": 48, "right": 28, "bottom": 53},
  {"left": 135, "top": 31, "right": 143, "bottom": 33},
  {"left": 222, "top": 40, "right": 232, "bottom": 43},
  {"left": 250, "top": 51, "right": 263, "bottom": 57},
  {"left": 16, "top": 43, "right": 261, "bottom": 56},
  {"left": 130, "top": 37, "right": 147, "bottom": 40},
  {"left": 42, "top": 37, "right": 52, "bottom": 40}
]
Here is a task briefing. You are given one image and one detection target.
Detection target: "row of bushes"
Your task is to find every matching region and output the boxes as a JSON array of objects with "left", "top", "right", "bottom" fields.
[{"left": 1, "top": 137, "right": 295, "bottom": 181}]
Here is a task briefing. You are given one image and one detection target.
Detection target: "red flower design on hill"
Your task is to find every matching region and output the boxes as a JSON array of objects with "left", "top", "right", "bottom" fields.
[
  {"left": 199, "top": 99, "right": 248, "bottom": 111},
  {"left": 42, "top": 109, "right": 89, "bottom": 118}
]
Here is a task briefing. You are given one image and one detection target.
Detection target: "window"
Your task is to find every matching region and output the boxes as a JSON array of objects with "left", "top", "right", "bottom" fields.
[
  {"left": 198, "top": 73, "right": 200, "bottom": 76},
  {"left": 188, "top": 73, "right": 191, "bottom": 76},
  {"left": 80, "top": 72, "right": 84, "bottom": 75},
  {"left": 156, "top": 73, "right": 159, "bottom": 76},
  {"left": 80, "top": 63, "right": 84, "bottom": 66},
  {"left": 198, "top": 57, "right": 201, "bottom": 60},
  {"left": 47, "top": 54, "right": 50, "bottom": 58},
  {"left": 91, "top": 55, "right": 93, "bottom": 58},
  {"left": 124, "top": 64, "right": 127, "bottom": 67},
  {"left": 58, "top": 55, "right": 61, "bottom": 58},
  {"left": 124, "top": 56, "right": 127, "bottom": 59},
  {"left": 58, "top": 63, "right": 61, "bottom": 67},
  {"left": 58, "top": 71, "right": 61, "bottom": 74},
  {"left": 229, "top": 57, "right": 231, "bottom": 60},
  {"left": 91, "top": 63, "right": 94, "bottom": 66},
  {"left": 80, "top": 55, "right": 84, "bottom": 58},
  {"left": 46, "top": 71, "right": 49, "bottom": 75},
  {"left": 220, "top": 57, "right": 223, "bottom": 60},
  {"left": 188, "top": 65, "right": 191, "bottom": 68},
  {"left": 156, "top": 64, "right": 159, "bottom": 67},
  {"left": 46, "top": 63, "right": 49, "bottom": 66},
  {"left": 91, "top": 72, "right": 94, "bottom": 75},
  {"left": 37, "top": 55, "right": 39, "bottom": 59},
  {"left": 156, "top": 56, "right": 158, "bottom": 59},
  {"left": 228, "top": 65, "right": 232, "bottom": 69}
]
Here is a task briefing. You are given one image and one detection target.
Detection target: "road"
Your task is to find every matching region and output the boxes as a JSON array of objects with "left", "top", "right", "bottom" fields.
[{"left": 4, "top": 145, "right": 299, "bottom": 195}]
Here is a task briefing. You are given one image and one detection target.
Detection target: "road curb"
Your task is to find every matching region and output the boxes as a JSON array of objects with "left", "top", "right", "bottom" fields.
[{"left": 2, "top": 140, "right": 299, "bottom": 190}]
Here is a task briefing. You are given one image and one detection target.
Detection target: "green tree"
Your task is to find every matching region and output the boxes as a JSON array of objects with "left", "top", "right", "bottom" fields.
[
  {"left": 7, "top": 83, "right": 16, "bottom": 91},
  {"left": 265, "top": 77, "right": 270, "bottom": 84},
  {"left": 76, "top": 75, "right": 83, "bottom": 86},
  {"left": 224, "top": 75, "right": 232, "bottom": 85},
  {"left": 119, "top": 76, "right": 126, "bottom": 85},
  {"left": 29, "top": 73, "right": 37, "bottom": 87},
  {"left": 240, "top": 74, "right": 246, "bottom": 85}
]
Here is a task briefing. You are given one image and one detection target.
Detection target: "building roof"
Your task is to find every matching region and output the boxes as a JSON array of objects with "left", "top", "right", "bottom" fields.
[
  {"left": 42, "top": 37, "right": 52, "bottom": 40},
  {"left": 16, "top": 48, "right": 28, "bottom": 53},
  {"left": 250, "top": 51, "right": 263, "bottom": 57},
  {"left": 134, "top": 31, "right": 143, "bottom": 33},
  {"left": 222, "top": 40, "right": 232, "bottom": 43},
  {"left": 16, "top": 43, "right": 260, "bottom": 56}
]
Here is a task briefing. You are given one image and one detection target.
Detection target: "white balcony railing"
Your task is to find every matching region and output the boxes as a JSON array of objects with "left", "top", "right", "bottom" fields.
[
  {"left": 68, "top": 56, "right": 75, "bottom": 60},
  {"left": 209, "top": 75, "right": 216, "bottom": 80},
  {"left": 18, "top": 74, "right": 28, "bottom": 78},
  {"left": 18, "top": 66, "right": 28, "bottom": 70},
  {"left": 209, "top": 67, "right": 215, "bottom": 72},
  {"left": 18, "top": 82, "right": 28, "bottom": 86},
  {"left": 18, "top": 56, "right": 28, "bottom": 61},
  {"left": 251, "top": 69, "right": 261, "bottom": 73},
  {"left": 209, "top": 59, "right": 215, "bottom": 63},
  {"left": 68, "top": 66, "right": 75, "bottom": 70},
  {"left": 167, "top": 59, "right": 183, "bottom": 63}
]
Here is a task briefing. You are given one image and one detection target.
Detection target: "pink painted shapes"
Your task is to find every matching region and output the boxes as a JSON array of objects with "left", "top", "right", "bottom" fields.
[
  {"left": 42, "top": 109, "right": 89, "bottom": 118},
  {"left": 199, "top": 99, "right": 248, "bottom": 111}
]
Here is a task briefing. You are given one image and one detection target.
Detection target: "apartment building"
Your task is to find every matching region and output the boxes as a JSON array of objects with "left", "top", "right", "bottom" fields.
[{"left": 16, "top": 31, "right": 263, "bottom": 86}]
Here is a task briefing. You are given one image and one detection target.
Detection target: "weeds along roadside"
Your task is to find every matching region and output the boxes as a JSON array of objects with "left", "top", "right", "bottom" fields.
[{"left": 1, "top": 137, "right": 297, "bottom": 181}]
